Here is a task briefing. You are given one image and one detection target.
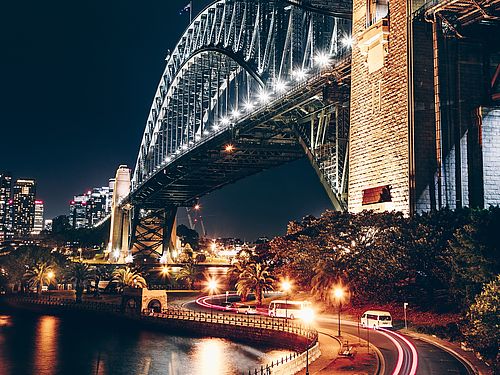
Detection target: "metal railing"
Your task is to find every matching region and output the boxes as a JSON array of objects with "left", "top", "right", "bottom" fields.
[{"left": 142, "top": 307, "right": 318, "bottom": 340}]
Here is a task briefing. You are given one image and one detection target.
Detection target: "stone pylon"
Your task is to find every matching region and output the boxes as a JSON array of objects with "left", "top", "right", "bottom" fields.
[{"left": 108, "top": 165, "right": 131, "bottom": 263}]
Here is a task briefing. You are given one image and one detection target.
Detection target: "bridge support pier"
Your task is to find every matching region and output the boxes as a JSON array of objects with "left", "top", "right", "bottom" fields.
[{"left": 129, "top": 206, "right": 178, "bottom": 262}]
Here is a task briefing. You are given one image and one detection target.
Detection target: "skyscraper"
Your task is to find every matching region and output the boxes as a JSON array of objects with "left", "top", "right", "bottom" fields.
[
  {"left": 32, "top": 200, "right": 44, "bottom": 235},
  {"left": 70, "top": 194, "right": 89, "bottom": 229},
  {"left": 0, "top": 172, "right": 13, "bottom": 241},
  {"left": 11, "top": 179, "right": 36, "bottom": 237},
  {"left": 69, "top": 179, "right": 115, "bottom": 229}
]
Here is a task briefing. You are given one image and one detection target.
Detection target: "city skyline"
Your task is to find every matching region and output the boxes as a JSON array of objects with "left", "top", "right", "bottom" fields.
[{"left": 0, "top": 0, "right": 333, "bottom": 239}]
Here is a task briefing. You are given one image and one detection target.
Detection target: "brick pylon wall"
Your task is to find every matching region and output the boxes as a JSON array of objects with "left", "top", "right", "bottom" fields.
[{"left": 348, "top": 0, "right": 411, "bottom": 214}]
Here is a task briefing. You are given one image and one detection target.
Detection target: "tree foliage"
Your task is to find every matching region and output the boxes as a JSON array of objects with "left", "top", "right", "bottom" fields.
[
  {"left": 67, "top": 262, "right": 93, "bottom": 302},
  {"left": 268, "top": 207, "right": 499, "bottom": 310},
  {"left": 235, "top": 262, "right": 274, "bottom": 305},
  {"left": 463, "top": 275, "right": 500, "bottom": 371},
  {"left": 112, "top": 267, "right": 147, "bottom": 291}
]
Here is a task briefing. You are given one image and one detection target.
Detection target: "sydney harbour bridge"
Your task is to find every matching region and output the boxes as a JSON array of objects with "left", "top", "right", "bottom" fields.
[
  {"left": 107, "top": 0, "right": 500, "bottom": 263},
  {"left": 108, "top": 0, "right": 353, "bottom": 262}
]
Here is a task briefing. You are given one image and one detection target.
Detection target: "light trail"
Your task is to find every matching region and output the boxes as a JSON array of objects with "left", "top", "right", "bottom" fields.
[
  {"left": 378, "top": 329, "right": 404, "bottom": 375},
  {"left": 379, "top": 328, "right": 419, "bottom": 375},
  {"left": 386, "top": 330, "right": 419, "bottom": 375}
]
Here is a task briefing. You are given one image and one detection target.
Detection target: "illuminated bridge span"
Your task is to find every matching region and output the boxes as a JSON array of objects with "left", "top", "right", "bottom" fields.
[{"left": 108, "top": 0, "right": 353, "bottom": 262}]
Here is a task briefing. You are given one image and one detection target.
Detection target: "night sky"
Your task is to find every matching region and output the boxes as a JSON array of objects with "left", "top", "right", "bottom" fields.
[{"left": 0, "top": 0, "right": 332, "bottom": 240}]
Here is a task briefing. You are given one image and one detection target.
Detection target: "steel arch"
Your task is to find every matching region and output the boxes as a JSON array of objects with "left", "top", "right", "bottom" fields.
[{"left": 132, "top": 0, "right": 352, "bottom": 189}]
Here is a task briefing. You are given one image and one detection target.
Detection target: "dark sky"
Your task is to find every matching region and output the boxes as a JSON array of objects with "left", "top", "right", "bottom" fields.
[{"left": 0, "top": 0, "right": 333, "bottom": 240}]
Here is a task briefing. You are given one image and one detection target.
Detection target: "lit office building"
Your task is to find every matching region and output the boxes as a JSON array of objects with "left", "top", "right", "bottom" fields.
[
  {"left": 31, "top": 200, "right": 44, "bottom": 235},
  {"left": 70, "top": 180, "right": 114, "bottom": 229},
  {"left": 11, "top": 179, "right": 36, "bottom": 237},
  {"left": 0, "top": 172, "right": 13, "bottom": 241},
  {"left": 70, "top": 194, "right": 89, "bottom": 229}
]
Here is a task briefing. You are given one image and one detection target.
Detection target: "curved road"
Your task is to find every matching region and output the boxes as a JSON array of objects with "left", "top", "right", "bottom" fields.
[
  {"left": 187, "top": 296, "right": 471, "bottom": 375},
  {"left": 318, "top": 317, "right": 470, "bottom": 375}
]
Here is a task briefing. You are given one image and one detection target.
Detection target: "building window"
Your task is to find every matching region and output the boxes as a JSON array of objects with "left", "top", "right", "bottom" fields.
[
  {"left": 366, "top": 0, "right": 389, "bottom": 27},
  {"left": 362, "top": 185, "right": 392, "bottom": 205}
]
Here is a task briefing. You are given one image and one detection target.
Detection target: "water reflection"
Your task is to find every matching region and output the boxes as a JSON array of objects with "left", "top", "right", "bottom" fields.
[
  {"left": 0, "top": 312, "right": 290, "bottom": 375},
  {"left": 34, "top": 315, "right": 58, "bottom": 375}
]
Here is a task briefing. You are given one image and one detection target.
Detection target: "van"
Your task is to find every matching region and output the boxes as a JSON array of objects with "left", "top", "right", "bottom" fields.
[
  {"left": 268, "top": 300, "right": 313, "bottom": 320},
  {"left": 361, "top": 310, "right": 392, "bottom": 329}
]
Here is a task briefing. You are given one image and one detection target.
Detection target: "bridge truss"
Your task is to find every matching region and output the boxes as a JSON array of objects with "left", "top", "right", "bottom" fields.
[{"left": 118, "top": 0, "right": 353, "bottom": 261}]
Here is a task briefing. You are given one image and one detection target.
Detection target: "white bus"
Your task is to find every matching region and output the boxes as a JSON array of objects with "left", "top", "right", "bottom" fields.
[
  {"left": 268, "top": 300, "right": 313, "bottom": 320},
  {"left": 361, "top": 310, "right": 393, "bottom": 329}
]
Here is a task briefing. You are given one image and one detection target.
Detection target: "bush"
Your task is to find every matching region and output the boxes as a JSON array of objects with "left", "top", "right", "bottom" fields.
[{"left": 463, "top": 275, "right": 500, "bottom": 371}]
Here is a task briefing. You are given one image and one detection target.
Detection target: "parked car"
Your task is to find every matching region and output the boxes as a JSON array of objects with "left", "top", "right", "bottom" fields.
[{"left": 235, "top": 304, "right": 257, "bottom": 315}]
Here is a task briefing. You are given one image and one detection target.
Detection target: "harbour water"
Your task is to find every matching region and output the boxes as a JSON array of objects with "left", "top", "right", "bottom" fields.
[{"left": 0, "top": 312, "right": 289, "bottom": 375}]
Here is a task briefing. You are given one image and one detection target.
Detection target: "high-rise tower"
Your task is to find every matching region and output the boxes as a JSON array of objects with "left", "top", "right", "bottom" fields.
[{"left": 11, "top": 179, "right": 36, "bottom": 237}]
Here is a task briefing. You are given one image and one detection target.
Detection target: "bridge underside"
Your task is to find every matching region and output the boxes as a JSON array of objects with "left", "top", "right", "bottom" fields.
[
  {"left": 131, "top": 60, "right": 351, "bottom": 211},
  {"left": 124, "top": 60, "right": 350, "bottom": 261}
]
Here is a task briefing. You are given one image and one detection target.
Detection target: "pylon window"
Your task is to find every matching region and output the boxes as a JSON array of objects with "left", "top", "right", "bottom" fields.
[{"left": 366, "top": 0, "right": 389, "bottom": 28}]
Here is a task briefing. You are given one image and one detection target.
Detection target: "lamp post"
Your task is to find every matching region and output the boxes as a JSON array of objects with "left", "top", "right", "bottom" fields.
[
  {"left": 281, "top": 280, "right": 292, "bottom": 319},
  {"left": 403, "top": 302, "right": 408, "bottom": 330},
  {"left": 46, "top": 271, "right": 55, "bottom": 293},
  {"left": 208, "top": 279, "right": 218, "bottom": 318},
  {"left": 302, "top": 309, "right": 314, "bottom": 375},
  {"left": 333, "top": 286, "right": 345, "bottom": 337}
]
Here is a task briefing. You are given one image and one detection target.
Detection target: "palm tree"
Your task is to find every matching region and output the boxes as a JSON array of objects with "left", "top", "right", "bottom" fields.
[
  {"left": 24, "top": 262, "right": 56, "bottom": 296},
  {"left": 175, "top": 262, "right": 200, "bottom": 290},
  {"left": 68, "top": 262, "right": 93, "bottom": 303},
  {"left": 236, "top": 262, "right": 274, "bottom": 306},
  {"left": 112, "top": 267, "right": 147, "bottom": 292},
  {"left": 310, "top": 260, "right": 344, "bottom": 304}
]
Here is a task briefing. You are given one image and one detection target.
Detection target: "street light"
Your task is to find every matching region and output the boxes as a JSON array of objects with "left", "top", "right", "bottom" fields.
[
  {"left": 207, "top": 278, "right": 218, "bottom": 318},
  {"left": 404, "top": 302, "right": 408, "bottom": 330},
  {"left": 333, "top": 286, "right": 345, "bottom": 337},
  {"left": 302, "top": 309, "right": 314, "bottom": 375},
  {"left": 281, "top": 279, "right": 292, "bottom": 319}
]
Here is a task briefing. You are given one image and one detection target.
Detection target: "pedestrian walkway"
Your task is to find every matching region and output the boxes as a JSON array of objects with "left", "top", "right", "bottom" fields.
[
  {"left": 295, "top": 329, "right": 341, "bottom": 375},
  {"left": 296, "top": 327, "right": 377, "bottom": 375}
]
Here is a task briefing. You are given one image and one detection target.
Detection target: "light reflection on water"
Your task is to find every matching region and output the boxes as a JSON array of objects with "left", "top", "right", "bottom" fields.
[{"left": 0, "top": 312, "right": 290, "bottom": 375}]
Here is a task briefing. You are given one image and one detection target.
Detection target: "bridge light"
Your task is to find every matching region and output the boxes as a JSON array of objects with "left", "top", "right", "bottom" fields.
[
  {"left": 176, "top": 149, "right": 181, "bottom": 154},
  {"left": 125, "top": 254, "right": 134, "bottom": 263},
  {"left": 194, "top": 203, "right": 201, "bottom": 210},
  {"left": 203, "top": 129, "right": 210, "bottom": 136},
  {"left": 165, "top": 156, "right": 172, "bottom": 162},
  {"left": 341, "top": 35, "right": 353, "bottom": 48},
  {"left": 292, "top": 69, "right": 307, "bottom": 81},
  {"left": 274, "top": 80, "right": 288, "bottom": 93},
  {"left": 243, "top": 101, "right": 255, "bottom": 112},
  {"left": 315, "top": 52, "right": 331, "bottom": 67},
  {"left": 258, "top": 90, "right": 271, "bottom": 103},
  {"left": 159, "top": 254, "right": 168, "bottom": 264},
  {"left": 225, "top": 144, "right": 235, "bottom": 153},
  {"left": 212, "top": 123, "right": 220, "bottom": 131},
  {"left": 220, "top": 116, "right": 231, "bottom": 126},
  {"left": 231, "top": 109, "right": 241, "bottom": 119},
  {"left": 112, "top": 249, "right": 120, "bottom": 260},
  {"left": 182, "top": 144, "right": 188, "bottom": 150}
]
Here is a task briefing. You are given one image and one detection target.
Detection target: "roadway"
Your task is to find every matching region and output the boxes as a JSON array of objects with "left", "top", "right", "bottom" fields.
[{"left": 185, "top": 295, "right": 472, "bottom": 375}]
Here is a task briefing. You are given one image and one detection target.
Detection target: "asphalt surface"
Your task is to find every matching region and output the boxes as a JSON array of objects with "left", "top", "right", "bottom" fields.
[
  {"left": 318, "top": 317, "right": 470, "bottom": 375},
  {"left": 187, "top": 295, "right": 472, "bottom": 375}
]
